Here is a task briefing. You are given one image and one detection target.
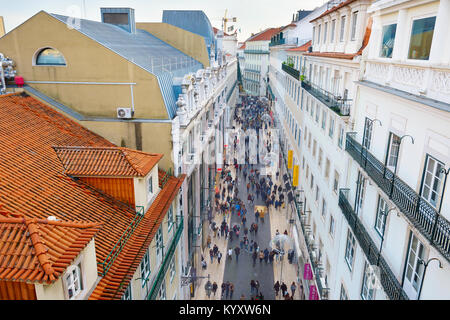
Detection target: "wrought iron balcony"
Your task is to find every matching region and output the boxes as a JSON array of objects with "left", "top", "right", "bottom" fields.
[
  {"left": 339, "top": 189, "right": 409, "bottom": 300},
  {"left": 244, "top": 68, "right": 260, "bottom": 74},
  {"left": 345, "top": 133, "right": 450, "bottom": 262},
  {"left": 301, "top": 80, "right": 351, "bottom": 116},
  {"left": 147, "top": 216, "right": 184, "bottom": 300},
  {"left": 281, "top": 63, "right": 300, "bottom": 81},
  {"left": 244, "top": 49, "right": 270, "bottom": 55},
  {"left": 269, "top": 38, "right": 286, "bottom": 47}
]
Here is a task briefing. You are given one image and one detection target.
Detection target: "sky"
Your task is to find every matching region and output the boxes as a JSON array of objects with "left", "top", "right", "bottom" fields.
[{"left": 0, "top": 0, "right": 325, "bottom": 42}]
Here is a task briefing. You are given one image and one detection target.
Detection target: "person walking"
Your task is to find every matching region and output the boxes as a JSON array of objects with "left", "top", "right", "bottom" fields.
[
  {"left": 234, "top": 246, "right": 240, "bottom": 263},
  {"left": 255, "top": 210, "right": 260, "bottom": 223},
  {"left": 252, "top": 251, "right": 257, "bottom": 267},
  {"left": 255, "top": 280, "right": 260, "bottom": 295},
  {"left": 259, "top": 250, "right": 264, "bottom": 263},
  {"left": 291, "top": 282, "right": 297, "bottom": 298},
  {"left": 250, "top": 280, "right": 256, "bottom": 297},
  {"left": 242, "top": 215, "right": 247, "bottom": 228},
  {"left": 205, "top": 280, "right": 212, "bottom": 299},
  {"left": 264, "top": 248, "right": 269, "bottom": 264},
  {"left": 228, "top": 248, "right": 233, "bottom": 261},
  {"left": 269, "top": 250, "right": 274, "bottom": 263},
  {"left": 274, "top": 281, "right": 280, "bottom": 297},
  {"left": 280, "top": 282, "right": 288, "bottom": 297},
  {"left": 212, "top": 282, "right": 218, "bottom": 297},
  {"left": 225, "top": 281, "right": 230, "bottom": 299},
  {"left": 209, "top": 248, "right": 214, "bottom": 264},
  {"left": 207, "top": 235, "right": 211, "bottom": 248},
  {"left": 217, "top": 251, "right": 222, "bottom": 264},
  {"left": 254, "top": 223, "right": 258, "bottom": 236},
  {"left": 221, "top": 282, "right": 226, "bottom": 299},
  {"left": 229, "top": 282, "right": 235, "bottom": 300}
]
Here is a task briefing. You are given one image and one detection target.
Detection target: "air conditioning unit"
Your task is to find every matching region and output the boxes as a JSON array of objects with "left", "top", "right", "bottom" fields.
[{"left": 117, "top": 107, "right": 133, "bottom": 119}]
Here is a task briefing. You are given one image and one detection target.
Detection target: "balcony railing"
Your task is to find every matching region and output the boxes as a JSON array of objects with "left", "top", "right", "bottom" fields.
[
  {"left": 244, "top": 68, "right": 260, "bottom": 74},
  {"left": 269, "top": 38, "right": 286, "bottom": 47},
  {"left": 339, "top": 189, "right": 409, "bottom": 300},
  {"left": 282, "top": 63, "right": 300, "bottom": 81},
  {"left": 301, "top": 80, "right": 351, "bottom": 116},
  {"left": 278, "top": 140, "right": 328, "bottom": 299},
  {"left": 346, "top": 133, "right": 450, "bottom": 262},
  {"left": 244, "top": 49, "right": 270, "bottom": 55},
  {"left": 147, "top": 216, "right": 184, "bottom": 300}
]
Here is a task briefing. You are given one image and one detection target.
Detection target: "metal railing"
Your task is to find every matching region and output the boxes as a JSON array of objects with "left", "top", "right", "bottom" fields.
[
  {"left": 301, "top": 80, "right": 351, "bottom": 116},
  {"left": 338, "top": 189, "right": 409, "bottom": 300},
  {"left": 244, "top": 49, "right": 270, "bottom": 55},
  {"left": 346, "top": 133, "right": 450, "bottom": 262},
  {"left": 98, "top": 206, "right": 145, "bottom": 276},
  {"left": 282, "top": 63, "right": 300, "bottom": 81},
  {"left": 159, "top": 168, "right": 172, "bottom": 189},
  {"left": 269, "top": 38, "right": 286, "bottom": 47},
  {"left": 278, "top": 140, "right": 327, "bottom": 299},
  {"left": 147, "top": 216, "right": 184, "bottom": 300}
]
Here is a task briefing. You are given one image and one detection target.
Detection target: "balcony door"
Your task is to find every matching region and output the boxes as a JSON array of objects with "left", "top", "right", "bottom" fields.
[
  {"left": 385, "top": 133, "right": 401, "bottom": 172},
  {"left": 156, "top": 226, "right": 164, "bottom": 266},
  {"left": 420, "top": 155, "right": 445, "bottom": 209},
  {"left": 403, "top": 232, "right": 425, "bottom": 299},
  {"left": 362, "top": 117, "right": 373, "bottom": 150}
]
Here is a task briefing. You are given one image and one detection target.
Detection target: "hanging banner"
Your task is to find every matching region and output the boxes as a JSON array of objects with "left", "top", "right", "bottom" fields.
[
  {"left": 304, "top": 263, "right": 313, "bottom": 280},
  {"left": 309, "top": 285, "right": 319, "bottom": 300},
  {"left": 293, "top": 165, "right": 299, "bottom": 187},
  {"left": 287, "top": 150, "right": 293, "bottom": 169}
]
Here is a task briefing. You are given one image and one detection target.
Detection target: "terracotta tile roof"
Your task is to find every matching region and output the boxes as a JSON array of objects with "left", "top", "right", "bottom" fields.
[
  {"left": 0, "top": 93, "right": 185, "bottom": 298},
  {"left": 310, "top": 0, "right": 358, "bottom": 23},
  {"left": 53, "top": 146, "right": 163, "bottom": 177},
  {"left": 0, "top": 214, "right": 101, "bottom": 284},
  {"left": 287, "top": 40, "right": 312, "bottom": 52},
  {"left": 280, "top": 23, "right": 297, "bottom": 31},
  {"left": 303, "top": 51, "right": 358, "bottom": 59},
  {"left": 89, "top": 173, "right": 185, "bottom": 300},
  {"left": 247, "top": 27, "right": 282, "bottom": 42},
  {"left": 238, "top": 43, "right": 246, "bottom": 50}
]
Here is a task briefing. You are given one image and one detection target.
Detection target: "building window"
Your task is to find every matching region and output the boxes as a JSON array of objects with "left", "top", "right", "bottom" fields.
[
  {"left": 312, "top": 26, "right": 316, "bottom": 44},
  {"left": 313, "top": 140, "right": 317, "bottom": 158},
  {"left": 318, "top": 148, "right": 323, "bottom": 169},
  {"left": 329, "top": 116, "right": 335, "bottom": 138},
  {"left": 169, "top": 256, "right": 176, "bottom": 283},
  {"left": 403, "top": 232, "right": 425, "bottom": 298},
  {"left": 340, "top": 16, "right": 346, "bottom": 42},
  {"left": 331, "top": 19, "right": 336, "bottom": 42},
  {"left": 140, "top": 250, "right": 151, "bottom": 287},
  {"left": 380, "top": 24, "right": 397, "bottom": 58},
  {"left": 329, "top": 215, "right": 335, "bottom": 237},
  {"left": 363, "top": 117, "right": 373, "bottom": 149},
  {"left": 35, "top": 48, "right": 66, "bottom": 66},
  {"left": 65, "top": 263, "right": 83, "bottom": 299},
  {"left": 325, "top": 158, "right": 330, "bottom": 180},
  {"left": 148, "top": 175, "right": 153, "bottom": 195},
  {"left": 408, "top": 16, "right": 436, "bottom": 60},
  {"left": 310, "top": 174, "right": 314, "bottom": 190},
  {"left": 321, "top": 199, "right": 327, "bottom": 218},
  {"left": 375, "top": 195, "right": 388, "bottom": 236},
  {"left": 321, "top": 110, "right": 327, "bottom": 130},
  {"left": 351, "top": 11, "right": 358, "bottom": 40},
  {"left": 315, "top": 106, "right": 320, "bottom": 123},
  {"left": 122, "top": 285, "right": 132, "bottom": 300},
  {"left": 315, "top": 185, "right": 320, "bottom": 202},
  {"left": 340, "top": 284, "right": 348, "bottom": 300},
  {"left": 318, "top": 24, "right": 321, "bottom": 44},
  {"left": 156, "top": 226, "right": 164, "bottom": 265},
  {"left": 158, "top": 279, "right": 166, "bottom": 300},
  {"left": 333, "top": 171, "right": 339, "bottom": 193},
  {"left": 386, "top": 133, "right": 401, "bottom": 169},
  {"left": 361, "top": 262, "right": 375, "bottom": 300},
  {"left": 338, "top": 125, "right": 345, "bottom": 149},
  {"left": 324, "top": 22, "right": 328, "bottom": 43},
  {"left": 420, "top": 155, "right": 445, "bottom": 208},
  {"left": 345, "top": 229, "right": 356, "bottom": 271},
  {"left": 167, "top": 205, "right": 174, "bottom": 231},
  {"left": 355, "top": 171, "right": 367, "bottom": 214}
]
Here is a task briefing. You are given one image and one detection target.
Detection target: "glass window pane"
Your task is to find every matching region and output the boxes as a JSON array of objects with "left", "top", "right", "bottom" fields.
[
  {"left": 380, "top": 24, "right": 397, "bottom": 58},
  {"left": 36, "top": 48, "right": 66, "bottom": 65},
  {"left": 408, "top": 17, "right": 436, "bottom": 60}
]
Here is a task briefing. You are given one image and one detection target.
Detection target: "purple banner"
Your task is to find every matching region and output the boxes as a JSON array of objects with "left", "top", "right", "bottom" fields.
[
  {"left": 304, "top": 263, "right": 313, "bottom": 280},
  {"left": 309, "top": 285, "right": 319, "bottom": 300}
]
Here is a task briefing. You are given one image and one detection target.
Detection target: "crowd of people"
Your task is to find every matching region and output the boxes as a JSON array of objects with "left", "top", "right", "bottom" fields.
[{"left": 201, "top": 95, "right": 302, "bottom": 300}]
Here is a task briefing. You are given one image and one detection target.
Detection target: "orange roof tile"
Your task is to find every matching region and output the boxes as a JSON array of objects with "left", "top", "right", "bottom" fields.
[
  {"left": 0, "top": 214, "right": 101, "bottom": 284},
  {"left": 238, "top": 43, "right": 246, "bottom": 50},
  {"left": 303, "top": 51, "right": 357, "bottom": 59},
  {"left": 53, "top": 146, "right": 163, "bottom": 177},
  {"left": 0, "top": 93, "right": 185, "bottom": 298},
  {"left": 287, "top": 40, "right": 312, "bottom": 52},
  {"left": 247, "top": 27, "right": 282, "bottom": 42}
]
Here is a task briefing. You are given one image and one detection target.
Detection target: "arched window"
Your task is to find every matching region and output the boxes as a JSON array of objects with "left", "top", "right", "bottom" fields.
[{"left": 35, "top": 48, "right": 66, "bottom": 66}]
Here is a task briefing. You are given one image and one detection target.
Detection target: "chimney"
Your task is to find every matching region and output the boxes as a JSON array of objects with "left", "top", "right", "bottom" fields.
[{"left": 100, "top": 8, "right": 136, "bottom": 34}]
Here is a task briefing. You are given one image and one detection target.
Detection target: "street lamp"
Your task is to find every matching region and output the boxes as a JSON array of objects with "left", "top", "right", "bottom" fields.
[
  {"left": 417, "top": 258, "right": 443, "bottom": 300},
  {"left": 390, "top": 134, "right": 415, "bottom": 198},
  {"left": 377, "top": 208, "right": 399, "bottom": 266}
]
